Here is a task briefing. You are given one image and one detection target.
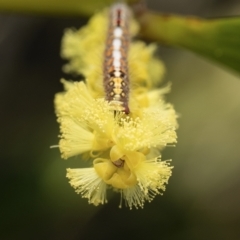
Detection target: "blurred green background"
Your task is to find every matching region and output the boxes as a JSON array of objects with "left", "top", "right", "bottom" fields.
[{"left": 1, "top": 0, "right": 240, "bottom": 239}]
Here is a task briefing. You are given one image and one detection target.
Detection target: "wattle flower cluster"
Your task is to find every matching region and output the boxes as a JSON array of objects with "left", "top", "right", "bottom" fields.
[{"left": 54, "top": 7, "right": 178, "bottom": 209}]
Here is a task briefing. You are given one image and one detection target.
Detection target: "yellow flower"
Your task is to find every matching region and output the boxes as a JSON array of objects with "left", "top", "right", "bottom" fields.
[
  {"left": 61, "top": 8, "right": 164, "bottom": 98},
  {"left": 66, "top": 168, "right": 107, "bottom": 206},
  {"left": 56, "top": 80, "right": 177, "bottom": 159},
  {"left": 55, "top": 80, "right": 115, "bottom": 159},
  {"left": 67, "top": 152, "right": 172, "bottom": 209},
  {"left": 55, "top": 4, "right": 178, "bottom": 209}
]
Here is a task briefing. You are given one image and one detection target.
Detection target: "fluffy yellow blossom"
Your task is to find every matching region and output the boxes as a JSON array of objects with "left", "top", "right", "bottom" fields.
[
  {"left": 56, "top": 80, "right": 177, "bottom": 159},
  {"left": 55, "top": 4, "right": 178, "bottom": 209},
  {"left": 61, "top": 8, "right": 165, "bottom": 98},
  {"left": 67, "top": 155, "right": 172, "bottom": 209}
]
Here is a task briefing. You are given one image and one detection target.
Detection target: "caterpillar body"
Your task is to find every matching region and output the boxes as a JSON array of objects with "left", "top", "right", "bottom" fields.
[{"left": 103, "top": 3, "right": 131, "bottom": 114}]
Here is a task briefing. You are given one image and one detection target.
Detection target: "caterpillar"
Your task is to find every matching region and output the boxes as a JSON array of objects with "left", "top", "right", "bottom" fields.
[{"left": 103, "top": 3, "right": 131, "bottom": 114}]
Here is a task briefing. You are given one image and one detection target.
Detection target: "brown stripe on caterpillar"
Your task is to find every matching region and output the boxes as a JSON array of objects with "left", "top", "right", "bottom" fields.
[{"left": 103, "top": 3, "right": 131, "bottom": 114}]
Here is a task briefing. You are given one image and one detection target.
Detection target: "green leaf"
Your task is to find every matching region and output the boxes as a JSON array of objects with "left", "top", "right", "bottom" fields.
[
  {"left": 0, "top": 0, "right": 111, "bottom": 16},
  {"left": 0, "top": 0, "right": 137, "bottom": 16},
  {"left": 137, "top": 12, "right": 240, "bottom": 74}
]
